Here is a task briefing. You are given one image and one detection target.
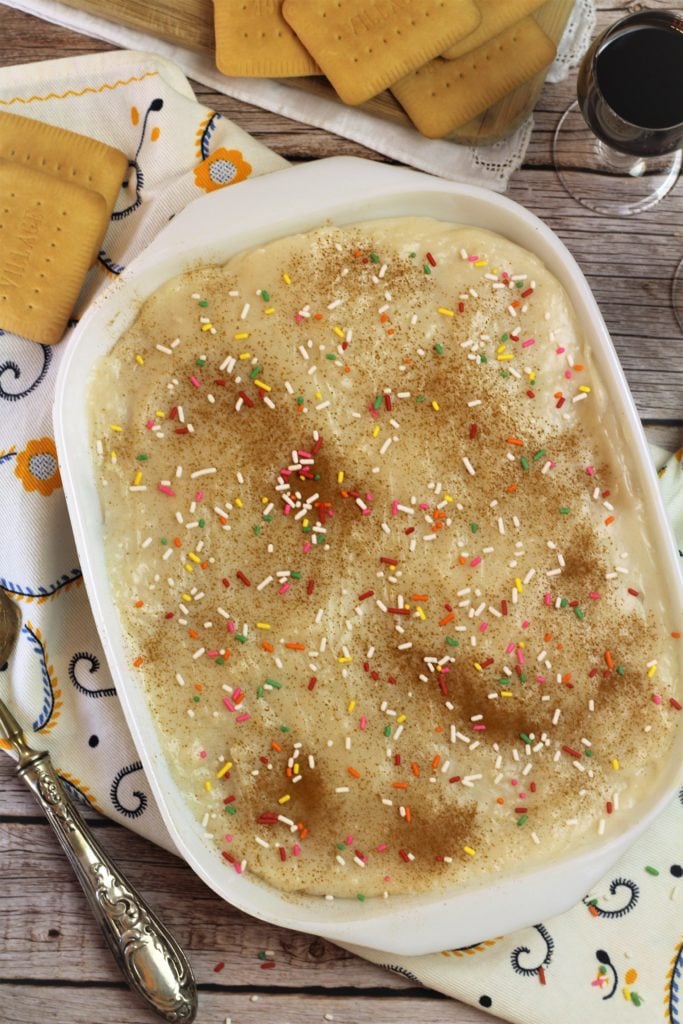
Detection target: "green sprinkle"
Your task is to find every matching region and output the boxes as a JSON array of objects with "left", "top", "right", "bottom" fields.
[
  {"left": 373, "top": 394, "right": 383, "bottom": 409},
  {"left": 226, "top": 804, "right": 237, "bottom": 815},
  {"left": 559, "top": 507, "right": 571, "bottom": 515},
  {"left": 296, "top": 396, "right": 304, "bottom": 405},
  {"left": 574, "top": 607, "right": 585, "bottom": 620},
  {"left": 446, "top": 637, "right": 460, "bottom": 647},
  {"left": 236, "top": 634, "right": 247, "bottom": 644},
  {"left": 500, "top": 369, "right": 509, "bottom": 378},
  {"left": 501, "top": 333, "right": 509, "bottom": 342},
  {"left": 249, "top": 366, "right": 262, "bottom": 380},
  {"left": 416, "top": 394, "right": 426, "bottom": 403},
  {"left": 198, "top": 299, "right": 209, "bottom": 307},
  {"left": 266, "top": 678, "right": 282, "bottom": 689},
  {"left": 630, "top": 993, "right": 643, "bottom": 1007},
  {"left": 263, "top": 515, "right": 272, "bottom": 523},
  {"left": 215, "top": 657, "right": 225, "bottom": 666},
  {"left": 291, "top": 571, "right": 302, "bottom": 579},
  {"left": 434, "top": 343, "right": 444, "bottom": 355},
  {"left": 520, "top": 456, "right": 529, "bottom": 471},
  {"left": 302, "top": 526, "right": 312, "bottom": 534},
  {"left": 470, "top": 523, "right": 478, "bottom": 533},
  {"left": 423, "top": 264, "right": 431, "bottom": 275},
  {"left": 336, "top": 842, "right": 346, "bottom": 850},
  {"left": 160, "top": 537, "right": 167, "bottom": 545},
  {"left": 356, "top": 893, "right": 366, "bottom": 902},
  {"left": 253, "top": 525, "right": 261, "bottom": 536},
  {"left": 409, "top": 252, "right": 416, "bottom": 258},
  {"left": 533, "top": 449, "right": 546, "bottom": 461},
  {"left": 383, "top": 725, "right": 392, "bottom": 737},
  {"left": 519, "top": 672, "right": 527, "bottom": 682},
  {"left": 645, "top": 865, "right": 660, "bottom": 876},
  {"left": 135, "top": 453, "right": 149, "bottom": 461},
  {"left": 257, "top": 950, "right": 268, "bottom": 960},
  {"left": 585, "top": 748, "right": 594, "bottom": 757},
  {"left": 617, "top": 666, "right": 626, "bottom": 675},
  {"left": 519, "top": 732, "right": 532, "bottom": 745},
  {"left": 196, "top": 357, "right": 206, "bottom": 367},
  {"left": 560, "top": 597, "right": 569, "bottom": 608},
  {"left": 316, "top": 534, "right": 325, "bottom": 545},
  {"left": 280, "top": 725, "right": 290, "bottom": 733},
  {"left": 198, "top": 518, "right": 205, "bottom": 527},
  {"left": 370, "top": 253, "right": 380, "bottom": 264},
  {"left": 325, "top": 353, "right": 338, "bottom": 361},
  {"left": 480, "top": 354, "right": 488, "bottom": 364},
  {"left": 516, "top": 280, "right": 524, "bottom": 288},
  {"left": 260, "top": 290, "right": 270, "bottom": 301},
  {"left": 192, "top": 695, "right": 200, "bottom": 703},
  {"left": 517, "top": 814, "right": 528, "bottom": 826},
  {"left": 256, "top": 686, "right": 264, "bottom": 698}
]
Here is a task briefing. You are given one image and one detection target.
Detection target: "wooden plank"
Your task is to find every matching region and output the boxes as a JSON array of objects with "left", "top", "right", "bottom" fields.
[
  {"left": 0, "top": 821, "right": 406, "bottom": 989},
  {"left": 0, "top": 987, "right": 497, "bottom": 1024}
]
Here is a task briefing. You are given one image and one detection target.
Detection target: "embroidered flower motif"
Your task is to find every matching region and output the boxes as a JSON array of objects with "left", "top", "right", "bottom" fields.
[
  {"left": 193, "top": 147, "right": 252, "bottom": 192},
  {"left": 15, "top": 437, "right": 62, "bottom": 496}
]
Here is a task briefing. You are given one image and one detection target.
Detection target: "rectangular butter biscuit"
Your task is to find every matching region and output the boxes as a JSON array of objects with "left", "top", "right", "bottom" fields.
[
  {"left": 392, "top": 17, "right": 556, "bottom": 138},
  {"left": 0, "top": 159, "right": 107, "bottom": 345},
  {"left": 442, "top": 0, "right": 546, "bottom": 59},
  {"left": 282, "top": 0, "right": 481, "bottom": 105},
  {"left": 214, "top": 0, "right": 319, "bottom": 77}
]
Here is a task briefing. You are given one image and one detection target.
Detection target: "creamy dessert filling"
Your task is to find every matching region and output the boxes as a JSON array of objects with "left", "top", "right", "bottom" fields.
[{"left": 90, "top": 218, "right": 680, "bottom": 899}]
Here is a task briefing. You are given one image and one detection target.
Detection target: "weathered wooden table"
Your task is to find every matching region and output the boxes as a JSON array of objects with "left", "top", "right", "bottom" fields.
[{"left": 1, "top": 3, "right": 681, "bottom": 1022}]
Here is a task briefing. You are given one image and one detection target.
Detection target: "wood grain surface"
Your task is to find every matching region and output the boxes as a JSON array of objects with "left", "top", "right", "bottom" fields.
[{"left": 0, "top": 3, "right": 681, "bottom": 1024}]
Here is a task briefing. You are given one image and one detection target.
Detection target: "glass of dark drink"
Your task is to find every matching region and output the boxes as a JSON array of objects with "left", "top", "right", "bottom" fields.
[{"left": 553, "top": 10, "right": 683, "bottom": 216}]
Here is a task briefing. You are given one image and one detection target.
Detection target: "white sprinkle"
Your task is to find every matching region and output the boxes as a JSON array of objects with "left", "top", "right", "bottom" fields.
[{"left": 462, "top": 457, "right": 476, "bottom": 476}]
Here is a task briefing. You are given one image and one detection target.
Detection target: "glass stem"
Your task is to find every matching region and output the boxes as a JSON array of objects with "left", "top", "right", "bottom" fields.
[{"left": 594, "top": 139, "right": 646, "bottom": 176}]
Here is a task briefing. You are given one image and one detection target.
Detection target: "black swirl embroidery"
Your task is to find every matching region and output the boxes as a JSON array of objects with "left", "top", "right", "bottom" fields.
[
  {"left": 595, "top": 949, "right": 618, "bottom": 1000},
  {"left": 510, "top": 924, "right": 554, "bottom": 978},
  {"left": 381, "top": 964, "right": 421, "bottom": 983},
  {"left": 200, "top": 111, "right": 221, "bottom": 160},
  {"left": 0, "top": 345, "right": 52, "bottom": 401},
  {"left": 113, "top": 97, "right": 163, "bottom": 222},
  {"left": 110, "top": 761, "right": 148, "bottom": 818},
  {"left": 68, "top": 651, "right": 116, "bottom": 698},
  {"left": 583, "top": 876, "right": 639, "bottom": 918}
]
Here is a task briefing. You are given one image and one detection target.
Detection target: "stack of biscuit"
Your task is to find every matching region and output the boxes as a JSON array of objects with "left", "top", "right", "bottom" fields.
[{"left": 213, "top": 0, "right": 557, "bottom": 139}]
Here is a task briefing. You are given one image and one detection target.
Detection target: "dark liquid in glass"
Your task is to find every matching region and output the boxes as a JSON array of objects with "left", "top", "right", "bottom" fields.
[{"left": 578, "top": 12, "right": 683, "bottom": 157}]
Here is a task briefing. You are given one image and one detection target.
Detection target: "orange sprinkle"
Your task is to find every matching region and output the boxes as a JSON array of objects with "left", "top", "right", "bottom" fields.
[
  {"left": 132, "top": 656, "right": 144, "bottom": 668},
  {"left": 574, "top": 363, "right": 585, "bottom": 371},
  {"left": 262, "top": 641, "right": 274, "bottom": 653},
  {"left": 459, "top": 554, "right": 467, "bottom": 564},
  {"left": 173, "top": 537, "right": 182, "bottom": 547},
  {"left": 188, "top": 629, "right": 199, "bottom": 639},
  {"left": 347, "top": 767, "right": 361, "bottom": 779},
  {"left": 380, "top": 313, "right": 390, "bottom": 324},
  {"left": 544, "top": 632, "right": 552, "bottom": 643},
  {"left": 201, "top": 560, "right": 209, "bottom": 569},
  {"left": 432, "top": 522, "right": 443, "bottom": 532},
  {"left": 286, "top": 767, "right": 293, "bottom": 778},
  {"left": 562, "top": 673, "right": 572, "bottom": 683},
  {"left": 194, "top": 683, "right": 202, "bottom": 692},
  {"left": 507, "top": 483, "right": 517, "bottom": 493},
  {"left": 604, "top": 515, "right": 615, "bottom": 526},
  {"left": 439, "top": 612, "right": 455, "bottom": 626},
  {"left": 604, "top": 650, "right": 614, "bottom": 670},
  {"left": 506, "top": 437, "right": 525, "bottom": 446},
  {"left": 392, "top": 781, "right": 409, "bottom": 789},
  {"left": 271, "top": 741, "right": 282, "bottom": 752},
  {"left": 411, "top": 762, "right": 420, "bottom": 777},
  {"left": 496, "top": 797, "right": 505, "bottom": 805},
  {"left": 299, "top": 827, "right": 310, "bottom": 840},
  {"left": 405, "top": 806, "right": 412, "bottom": 823},
  {"left": 134, "top": 599, "right": 144, "bottom": 608},
  {"left": 511, "top": 300, "right": 521, "bottom": 308},
  {"left": 432, "top": 755, "right": 441, "bottom": 769},
  {"left": 434, "top": 725, "right": 444, "bottom": 734},
  {"left": 285, "top": 642, "right": 306, "bottom": 650},
  {"left": 672, "top": 632, "right": 682, "bottom": 639},
  {"left": 387, "top": 328, "right": 395, "bottom": 335},
  {"left": 412, "top": 594, "right": 429, "bottom": 601},
  {"left": 313, "top": 313, "right": 323, "bottom": 321}
]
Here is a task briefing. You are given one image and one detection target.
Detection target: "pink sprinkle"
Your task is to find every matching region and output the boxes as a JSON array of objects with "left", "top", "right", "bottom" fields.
[
  {"left": 236, "top": 713, "right": 251, "bottom": 723},
  {"left": 419, "top": 502, "right": 429, "bottom": 510},
  {"left": 206, "top": 649, "right": 219, "bottom": 658},
  {"left": 506, "top": 642, "right": 516, "bottom": 654},
  {"left": 227, "top": 620, "right": 236, "bottom": 633},
  {"left": 556, "top": 346, "right": 565, "bottom": 354},
  {"left": 468, "top": 254, "right": 479, "bottom": 262},
  {"left": 564, "top": 369, "right": 573, "bottom": 379},
  {"left": 586, "top": 465, "right": 595, "bottom": 475},
  {"left": 376, "top": 843, "right": 388, "bottom": 852},
  {"left": 521, "top": 338, "right": 535, "bottom": 348},
  {"left": 195, "top": 490, "right": 204, "bottom": 502},
  {"left": 233, "top": 688, "right": 244, "bottom": 701},
  {"left": 190, "top": 375, "right": 201, "bottom": 388},
  {"left": 544, "top": 593, "right": 552, "bottom": 606},
  {"left": 295, "top": 314, "right": 303, "bottom": 323},
  {"left": 200, "top": 751, "right": 207, "bottom": 759},
  {"left": 293, "top": 844, "right": 301, "bottom": 857},
  {"left": 470, "top": 556, "right": 482, "bottom": 567},
  {"left": 366, "top": 492, "right": 374, "bottom": 502},
  {"left": 223, "top": 698, "right": 235, "bottom": 712},
  {"left": 234, "top": 862, "right": 243, "bottom": 874},
  {"left": 518, "top": 792, "right": 527, "bottom": 799},
  {"left": 479, "top": 622, "right": 488, "bottom": 634},
  {"left": 589, "top": 592, "right": 601, "bottom": 600},
  {"left": 521, "top": 619, "right": 530, "bottom": 629},
  {"left": 536, "top": 675, "right": 546, "bottom": 683},
  {"left": 391, "top": 500, "right": 399, "bottom": 516},
  {"left": 473, "top": 724, "right": 486, "bottom": 731},
  {"left": 359, "top": 716, "right": 368, "bottom": 731},
  {"left": 361, "top": 508, "right": 372, "bottom": 517},
  {"left": 511, "top": 779, "right": 518, "bottom": 786},
  {"left": 145, "top": 419, "right": 155, "bottom": 430},
  {"left": 158, "top": 484, "right": 175, "bottom": 496},
  {"left": 516, "top": 649, "right": 525, "bottom": 665},
  {"left": 283, "top": 504, "right": 291, "bottom": 516},
  {"left": 278, "top": 582, "right": 291, "bottom": 595},
  {"left": 225, "top": 834, "right": 233, "bottom": 843},
  {"left": 303, "top": 542, "right": 313, "bottom": 553},
  {"left": 299, "top": 450, "right": 313, "bottom": 459},
  {"left": 652, "top": 694, "right": 662, "bottom": 705},
  {"left": 345, "top": 835, "right": 354, "bottom": 846}
]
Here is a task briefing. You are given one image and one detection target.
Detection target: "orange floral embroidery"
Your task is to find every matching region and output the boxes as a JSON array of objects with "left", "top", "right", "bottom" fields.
[
  {"left": 193, "top": 147, "right": 252, "bottom": 192},
  {"left": 15, "top": 437, "right": 61, "bottom": 496}
]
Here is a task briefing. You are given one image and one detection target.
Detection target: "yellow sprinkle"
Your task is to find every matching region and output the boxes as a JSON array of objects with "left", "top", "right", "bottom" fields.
[
  {"left": 500, "top": 691, "right": 513, "bottom": 697},
  {"left": 293, "top": 763, "right": 300, "bottom": 774},
  {"left": 337, "top": 471, "right": 344, "bottom": 484},
  {"left": 348, "top": 700, "right": 356, "bottom": 713},
  {"left": 333, "top": 326, "right": 345, "bottom": 338},
  {"left": 372, "top": 425, "right": 380, "bottom": 438},
  {"left": 110, "top": 451, "right": 117, "bottom": 461},
  {"left": 283, "top": 273, "right": 292, "bottom": 285},
  {"left": 182, "top": 593, "right": 192, "bottom": 602},
  {"left": 201, "top": 323, "right": 213, "bottom": 332},
  {"left": 437, "top": 307, "right": 455, "bottom": 316},
  {"left": 397, "top": 714, "right": 406, "bottom": 724},
  {"left": 515, "top": 578, "right": 523, "bottom": 593},
  {"left": 188, "top": 552, "right": 201, "bottom": 564},
  {"left": 529, "top": 372, "right": 536, "bottom": 384},
  {"left": 135, "top": 354, "right": 144, "bottom": 365},
  {"left": 234, "top": 498, "right": 243, "bottom": 508},
  {"left": 431, "top": 400, "right": 440, "bottom": 411},
  {"left": 278, "top": 794, "right": 291, "bottom": 805},
  {"left": 579, "top": 385, "right": 592, "bottom": 393},
  {"left": 315, "top": 390, "right": 322, "bottom": 400},
  {"left": 338, "top": 656, "right": 352, "bottom": 664},
  {"left": 473, "top": 259, "right": 488, "bottom": 267},
  {"left": 444, "top": 494, "right": 453, "bottom": 503},
  {"left": 647, "top": 664, "right": 657, "bottom": 678},
  {"left": 302, "top": 518, "right": 309, "bottom": 528},
  {"left": 234, "top": 332, "right": 249, "bottom": 340},
  {"left": 463, "top": 845, "right": 477, "bottom": 856},
  {"left": 261, "top": 496, "right": 269, "bottom": 504},
  {"left": 254, "top": 379, "right": 272, "bottom": 392},
  {"left": 474, "top": 663, "right": 483, "bottom": 672},
  {"left": 612, "top": 758, "right": 620, "bottom": 770},
  {"left": 264, "top": 307, "right": 275, "bottom": 315},
  {"left": 518, "top": 641, "right": 525, "bottom": 649},
  {"left": 184, "top": 563, "right": 194, "bottom": 573},
  {"left": 238, "top": 352, "right": 251, "bottom": 360},
  {"left": 497, "top": 353, "right": 514, "bottom": 361},
  {"left": 133, "top": 471, "right": 143, "bottom": 486},
  {"left": 416, "top": 606, "right": 426, "bottom": 621},
  {"left": 110, "top": 424, "right": 123, "bottom": 432},
  {"left": 204, "top": 780, "right": 212, "bottom": 792},
  {"left": 256, "top": 622, "right": 271, "bottom": 630},
  {"left": 497, "top": 343, "right": 507, "bottom": 354},
  {"left": 215, "top": 761, "right": 233, "bottom": 779},
  {"left": 156, "top": 410, "right": 165, "bottom": 418}
]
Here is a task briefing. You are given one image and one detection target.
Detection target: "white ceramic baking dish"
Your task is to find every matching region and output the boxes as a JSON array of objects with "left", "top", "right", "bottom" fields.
[{"left": 54, "top": 157, "right": 683, "bottom": 955}]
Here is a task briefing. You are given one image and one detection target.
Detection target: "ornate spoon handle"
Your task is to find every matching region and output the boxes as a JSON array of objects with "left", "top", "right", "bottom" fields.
[{"left": 0, "top": 699, "right": 197, "bottom": 1022}]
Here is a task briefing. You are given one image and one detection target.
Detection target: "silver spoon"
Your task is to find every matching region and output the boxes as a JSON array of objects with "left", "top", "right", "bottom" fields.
[{"left": 0, "top": 587, "right": 198, "bottom": 1022}]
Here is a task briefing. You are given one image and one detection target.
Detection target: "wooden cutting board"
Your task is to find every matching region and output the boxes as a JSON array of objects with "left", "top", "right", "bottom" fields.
[{"left": 57, "top": 0, "right": 575, "bottom": 144}]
